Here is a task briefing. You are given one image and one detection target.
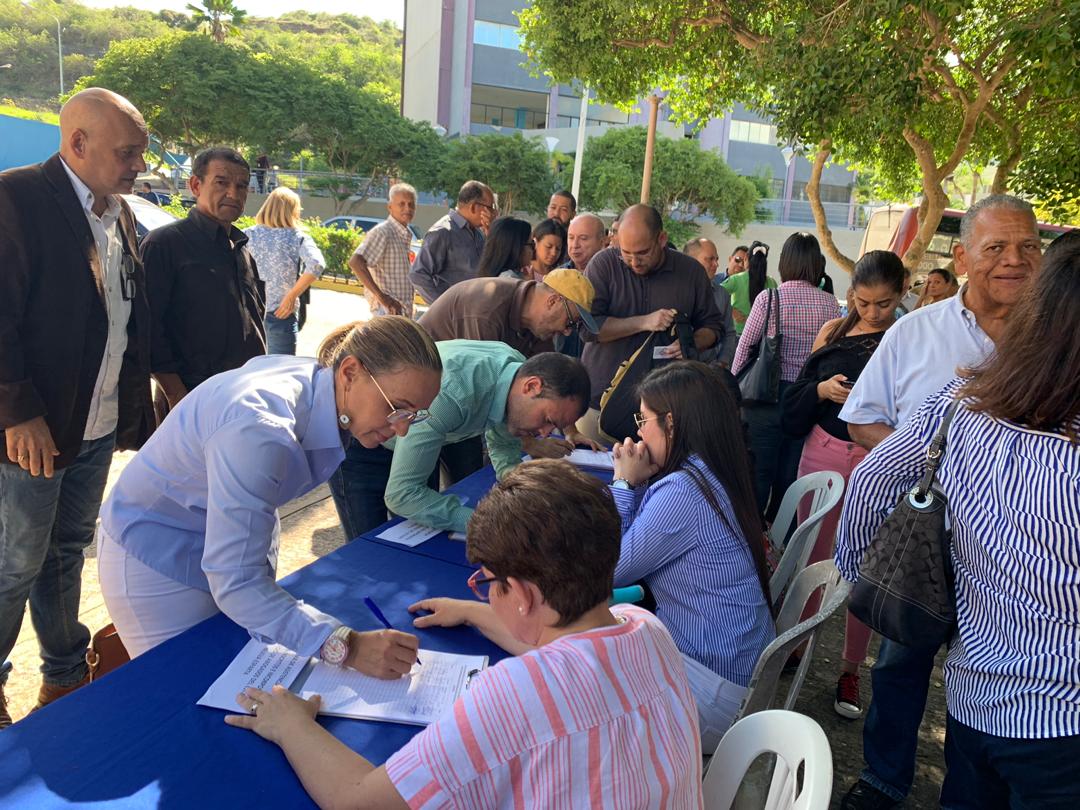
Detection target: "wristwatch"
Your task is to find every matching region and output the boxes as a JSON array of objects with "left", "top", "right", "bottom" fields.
[
  {"left": 320, "top": 626, "right": 351, "bottom": 666},
  {"left": 611, "top": 478, "right": 633, "bottom": 490}
]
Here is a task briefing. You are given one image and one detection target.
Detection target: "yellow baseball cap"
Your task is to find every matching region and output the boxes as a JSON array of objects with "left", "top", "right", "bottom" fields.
[{"left": 543, "top": 268, "right": 599, "bottom": 332}]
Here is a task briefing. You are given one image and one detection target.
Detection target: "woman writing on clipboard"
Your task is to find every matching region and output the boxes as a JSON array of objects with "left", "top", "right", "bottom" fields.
[{"left": 97, "top": 318, "right": 442, "bottom": 678}]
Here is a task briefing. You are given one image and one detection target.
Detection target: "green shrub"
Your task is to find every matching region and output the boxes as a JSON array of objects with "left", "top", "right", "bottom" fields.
[{"left": 302, "top": 219, "right": 362, "bottom": 279}]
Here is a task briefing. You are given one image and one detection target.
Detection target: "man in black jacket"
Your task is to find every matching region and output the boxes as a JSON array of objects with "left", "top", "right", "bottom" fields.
[{"left": 0, "top": 88, "right": 154, "bottom": 725}]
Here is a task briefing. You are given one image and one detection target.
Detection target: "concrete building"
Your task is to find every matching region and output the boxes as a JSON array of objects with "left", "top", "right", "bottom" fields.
[{"left": 401, "top": 0, "right": 860, "bottom": 228}]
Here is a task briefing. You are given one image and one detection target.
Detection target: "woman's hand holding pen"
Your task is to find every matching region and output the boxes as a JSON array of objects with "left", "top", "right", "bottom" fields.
[{"left": 344, "top": 629, "right": 419, "bottom": 679}]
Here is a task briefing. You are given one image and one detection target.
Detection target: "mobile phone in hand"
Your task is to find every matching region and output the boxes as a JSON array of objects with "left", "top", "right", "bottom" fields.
[{"left": 839, "top": 379, "right": 855, "bottom": 389}]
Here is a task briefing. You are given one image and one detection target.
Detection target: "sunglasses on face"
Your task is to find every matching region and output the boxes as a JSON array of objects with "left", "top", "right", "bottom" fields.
[
  {"left": 560, "top": 297, "right": 580, "bottom": 331},
  {"left": 369, "top": 373, "right": 430, "bottom": 426}
]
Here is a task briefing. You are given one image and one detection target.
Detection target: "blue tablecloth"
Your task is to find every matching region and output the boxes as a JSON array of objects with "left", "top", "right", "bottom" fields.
[
  {"left": 0, "top": 538, "right": 504, "bottom": 809},
  {"left": 360, "top": 463, "right": 614, "bottom": 567}
]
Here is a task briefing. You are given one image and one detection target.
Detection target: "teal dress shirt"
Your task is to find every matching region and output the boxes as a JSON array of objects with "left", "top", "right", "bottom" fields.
[{"left": 383, "top": 340, "right": 525, "bottom": 532}]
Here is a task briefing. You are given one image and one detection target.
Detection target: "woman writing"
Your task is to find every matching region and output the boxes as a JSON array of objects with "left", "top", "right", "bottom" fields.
[
  {"left": 98, "top": 318, "right": 442, "bottom": 677},
  {"left": 836, "top": 231, "right": 1080, "bottom": 807},
  {"left": 243, "top": 187, "right": 327, "bottom": 355},
  {"left": 732, "top": 232, "right": 841, "bottom": 519},
  {"left": 503, "top": 218, "right": 565, "bottom": 281},
  {"left": 226, "top": 460, "right": 703, "bottom": 809},
  {"left": 608, "top": 361, "right": 775, "bottom": 749},
  {"left": 780, "top": 249, "right": 905, "bottom": 719},
  {"left": 476, "top": 216, "right": 534, "bottom": 278}
]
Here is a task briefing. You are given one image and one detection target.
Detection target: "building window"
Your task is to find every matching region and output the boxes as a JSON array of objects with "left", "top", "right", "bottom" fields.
[
  {"left": 470, "top": 85, "right": 549, "bottom": 131},
  {"left": 729, "top": 119, "right": 777, "bottom": 145},
  {"left": 473, "top": 20, "right": 522, "bottom": 50}
]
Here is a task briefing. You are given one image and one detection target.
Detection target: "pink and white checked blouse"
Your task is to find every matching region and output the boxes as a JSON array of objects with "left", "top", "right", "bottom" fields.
[
  {"left": 385, "top": 605, "right": 703, "bottom": 809},
  {"left": 731, "top": 280, "right": 841, "bottom": 382}
]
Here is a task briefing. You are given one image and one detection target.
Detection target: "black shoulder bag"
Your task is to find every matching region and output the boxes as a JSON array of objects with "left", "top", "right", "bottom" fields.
[
  {"left": 296, "top": 235, "right": 311, "bottom": 331},
  {"left": 736, "top": 289, "right": 782, "bottom": 404},
  {"left": 849, "top": 401, "right": 961, "bottom": 650}
]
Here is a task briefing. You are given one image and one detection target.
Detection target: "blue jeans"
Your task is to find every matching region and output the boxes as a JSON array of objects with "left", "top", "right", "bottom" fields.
[
  {"left": 743, "top": 381, "right": 801, "bottom": 521},
  {"left": 264, "top": 311, "right": 297, "bottom": 355},
  {"left": 941, "top": 714, "right": 1080, "bottom": 809},
  {"left": 858, "top": 637, "right": 938, "bottom": 801},
  {"left": 0, "top": 432, "right": 115, "bottom": 686}
]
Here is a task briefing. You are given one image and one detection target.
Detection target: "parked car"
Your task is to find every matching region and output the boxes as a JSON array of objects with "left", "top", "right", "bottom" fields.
[
  {"left": 122, "top": 193, "right": 178, "bottom": 242},
  {"left": 322, "top": 215, "right": 424, "bottom": 264}
]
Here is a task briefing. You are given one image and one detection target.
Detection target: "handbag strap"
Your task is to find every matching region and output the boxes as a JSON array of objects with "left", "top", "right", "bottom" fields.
[
  {"left": 913, "top": 400, "right": 961, "bottom": 497},
  {"left": 772, "top": 287, "right": 781, "bottom": 337}
]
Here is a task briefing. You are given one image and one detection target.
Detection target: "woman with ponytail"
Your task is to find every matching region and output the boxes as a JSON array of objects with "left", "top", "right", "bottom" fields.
[
  {"left": 722, "top": 240, "right": 777, "bottom": 334},
  {"left": 98, "top": 318, "right": 442, "bottom": 677},
  {"left": 780, "top": 249, "right": 905, "bottom": 720}
]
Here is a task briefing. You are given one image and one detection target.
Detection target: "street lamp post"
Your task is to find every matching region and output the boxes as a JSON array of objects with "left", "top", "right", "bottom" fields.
[{"left": 780, "top": 143, "right": 798, "bottom": 225}]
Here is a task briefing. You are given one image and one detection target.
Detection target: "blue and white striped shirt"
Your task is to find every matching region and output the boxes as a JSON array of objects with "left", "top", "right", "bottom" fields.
[
  {"left": 610, "top": 456, "right": 775, "bottom": 686},
  {"left": 835, "top": 380, "right": 1080, "bottom": 739}
]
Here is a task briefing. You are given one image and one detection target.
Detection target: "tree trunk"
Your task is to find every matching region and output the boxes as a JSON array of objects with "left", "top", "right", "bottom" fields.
[
  {"left": 640, "top": 95, "right": 660, "bottom": 204},
  {"left": 805, "top": 139, "right": 856, "bottom": 273},
  {"left": 901, "top": 128, "right": 950, "bottom": 270}
]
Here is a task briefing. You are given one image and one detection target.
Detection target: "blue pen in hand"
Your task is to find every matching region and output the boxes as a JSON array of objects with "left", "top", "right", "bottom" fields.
[{"left": 364, "top": 597, "right": 422, "bottom": 666}]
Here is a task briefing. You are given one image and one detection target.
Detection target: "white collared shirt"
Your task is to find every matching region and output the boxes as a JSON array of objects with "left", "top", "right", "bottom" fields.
[{"left": 60, "top": 158, "right": 131, "bottom": 440}]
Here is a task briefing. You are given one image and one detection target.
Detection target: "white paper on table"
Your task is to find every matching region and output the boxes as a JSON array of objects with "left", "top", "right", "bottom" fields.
[
  {"left": 565, "top": 448, "right": 615, "bottom": 470},
  {"left": 447, "top": 532, "right": 467, "bottom": 542},
  {"left": 197, "top": 639, "right": 309, "bottom": 711},
  {"left": 299, "top": 649, "right": 488, "bottom": 726},
  {"left": 376, "top": 519, "right": 442, "bottom": 547}
]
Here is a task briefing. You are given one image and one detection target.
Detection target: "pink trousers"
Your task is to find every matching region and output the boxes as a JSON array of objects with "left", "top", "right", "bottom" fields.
[{"left": 797, "top": 425, "right": 874, "bottom": 666}]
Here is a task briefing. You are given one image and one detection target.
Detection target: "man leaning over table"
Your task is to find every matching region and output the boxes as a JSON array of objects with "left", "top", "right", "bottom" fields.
[
  {"left": 0, "top": 88, "right": 155, "bottom": 727},
  {"left": 328, "top": 341, "right": 591, "bottom": 539}
]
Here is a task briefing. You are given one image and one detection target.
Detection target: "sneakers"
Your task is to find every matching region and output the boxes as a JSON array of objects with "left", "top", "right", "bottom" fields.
[
  {"left": 834, "top": 671, "right": 863, "bottom": 719},
  {"left": 0, "top": 684, "right": 10, "bottom": 730},
  {"left": 840, "top": 780, "right": 900, "bottom": 810}
]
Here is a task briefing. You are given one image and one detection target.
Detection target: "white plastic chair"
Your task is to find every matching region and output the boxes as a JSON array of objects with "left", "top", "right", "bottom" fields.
[
  {"left": 767, "top": 471, "right": 844, "bottom": 607},
  {"left": 703, "top": 710, "right": 832, "bottom": 810},
  {"left": 732, "top": 561, "right": 852, "bottom": 724}
]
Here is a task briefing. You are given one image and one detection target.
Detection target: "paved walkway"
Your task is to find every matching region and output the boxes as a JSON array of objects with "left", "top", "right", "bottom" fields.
[{"left": 3, "top": 288, "right": 946, "bottom": 807}]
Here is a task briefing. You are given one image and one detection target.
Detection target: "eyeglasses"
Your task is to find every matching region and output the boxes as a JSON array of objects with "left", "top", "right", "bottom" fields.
[
  {"left": 560, "top": 297, "right": 579, "bottom": 331},
  {"left": 468, "top": 568, "right": 507, "bottom": 601},
  {"left": 120, "top": 251, "right": 138, "bottom": 302},
  {"left": 633, "top": 412, "right": 662, "bottom": 429},
  {"left": 369, "top": 373, "right": 430, "bottom": 426},
  {"left": 475, "top": 201, "right": 497, "bottom": 212}
]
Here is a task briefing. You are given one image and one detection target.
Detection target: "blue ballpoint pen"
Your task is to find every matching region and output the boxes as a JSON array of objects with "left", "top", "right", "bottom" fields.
[{"left": 363, "top": 597, "right": 422, "bottom": 666}]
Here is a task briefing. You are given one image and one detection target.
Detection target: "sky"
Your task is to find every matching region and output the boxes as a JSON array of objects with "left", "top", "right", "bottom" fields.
[{"left": 79, "top": 0, "right": 404, "bottom": 25}]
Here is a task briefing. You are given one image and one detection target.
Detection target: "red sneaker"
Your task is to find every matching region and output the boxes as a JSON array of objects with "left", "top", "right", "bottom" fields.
[{"left": 834, "top": 672, "right": 863, "bottom": 719}]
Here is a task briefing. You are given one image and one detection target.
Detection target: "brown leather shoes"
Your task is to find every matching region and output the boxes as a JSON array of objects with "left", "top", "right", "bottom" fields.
[{"left": 31, "top": 671, "right": 91, "bottom": 712}]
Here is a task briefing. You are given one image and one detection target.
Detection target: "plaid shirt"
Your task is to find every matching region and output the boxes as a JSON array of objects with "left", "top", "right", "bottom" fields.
[
  {"left": 353, "top": 216, "right": 414, "bottom": 317},
  {"left": 732, "top": 280, "right": 840, "bottom": 382}
]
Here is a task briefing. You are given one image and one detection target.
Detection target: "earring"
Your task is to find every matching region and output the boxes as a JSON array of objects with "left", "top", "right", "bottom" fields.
[
  {"left": 518, "top": 607, "right": 524, "bottom": 615},
  {"left": 338, "top": 413, "right": 351, "bottom": 427}
]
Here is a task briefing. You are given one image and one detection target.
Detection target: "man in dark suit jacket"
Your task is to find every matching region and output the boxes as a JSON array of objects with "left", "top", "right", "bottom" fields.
[{"left": 0, "top": 88, "right": 154, "bottom": 727}]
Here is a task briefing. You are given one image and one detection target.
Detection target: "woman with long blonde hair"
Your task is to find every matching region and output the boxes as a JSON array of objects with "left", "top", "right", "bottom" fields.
[{"left": 244, "top": 187, "right": 327, "bottom": 354}]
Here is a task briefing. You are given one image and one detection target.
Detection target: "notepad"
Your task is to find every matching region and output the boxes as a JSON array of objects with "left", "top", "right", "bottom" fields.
[{"left": 198, "top": 640, "right": 487, "bottom": 727}]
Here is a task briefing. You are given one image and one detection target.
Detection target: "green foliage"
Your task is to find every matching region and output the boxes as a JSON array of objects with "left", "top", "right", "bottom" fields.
[
  {"left": 185, "top": 0, "right": 246, "bottom": 43},
  {"left": 425, "top": 133, "right": 556, "bottom": 217},
  {"left": 303, "top": 220, "right": 363, "bottom": 279},
  {"left": 579, "top": 127, "right": 758, "bottom": 236},
  {"left": 1, "top": 2, "right": 402, "bottom": 109},
  {"left": 0, "top": 101, "right": 58, "bottom": 123},
  {"left": 519, "top": 0, "right": 1080, "bottom": 258}
]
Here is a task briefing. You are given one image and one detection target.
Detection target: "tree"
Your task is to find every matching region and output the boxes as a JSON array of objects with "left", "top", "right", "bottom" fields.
[
  {"left": 579, "top": 126, "right": 757, "bottom": 243},
  {"left": 519, "top": 0, "right": 1080, "bottom": 271},
  {"left": 423, "top": 133, "right": 556, "bottom": 217},
  {"left": 185, "top": 0, "right": 246, "bottom": 44}
]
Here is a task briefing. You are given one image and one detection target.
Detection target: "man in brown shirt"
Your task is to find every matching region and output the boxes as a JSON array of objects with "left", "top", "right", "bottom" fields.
[
  {"left": 577, "top": 204, "right": 724, "bottom": 442},
  {"left": 420, "top": 269, "right": 601, "bottom": 458}
]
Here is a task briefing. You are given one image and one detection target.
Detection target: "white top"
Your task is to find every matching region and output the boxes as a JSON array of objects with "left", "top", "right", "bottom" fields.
[{"left": 60, "top": 158, "right": 130, "bottom": 441}]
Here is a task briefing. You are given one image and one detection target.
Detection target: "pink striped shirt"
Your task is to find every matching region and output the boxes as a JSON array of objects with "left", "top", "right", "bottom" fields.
[{"left": 385, "top": 605, "right": 703, "bottom": 809}]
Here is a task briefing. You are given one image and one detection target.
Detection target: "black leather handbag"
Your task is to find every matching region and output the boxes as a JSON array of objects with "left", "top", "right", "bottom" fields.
[
  {"left": 736, "top": 289, "right": 782, "bottom": 404},
  {"left": 849, "top": 401, "right": 960, "bottom": 650},
  {"left": 296, "top": 235, "right": 311, "bottom": 331}
]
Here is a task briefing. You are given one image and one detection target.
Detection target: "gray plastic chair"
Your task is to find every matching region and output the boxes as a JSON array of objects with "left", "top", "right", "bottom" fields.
[
  {"left": 767, "top": 471, "right": 845, "bottom": 608},
  {"left": 730, "top": 560, "right": 852, "bottom": 729}
]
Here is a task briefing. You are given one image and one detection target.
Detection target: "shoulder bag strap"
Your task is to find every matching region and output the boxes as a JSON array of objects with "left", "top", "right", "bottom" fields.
[
  {"left": 773, "top": 287, "right": 781, "bottom": 338},
  {"left": 913, "top": 400, "right": 961, "bottom": 497}
]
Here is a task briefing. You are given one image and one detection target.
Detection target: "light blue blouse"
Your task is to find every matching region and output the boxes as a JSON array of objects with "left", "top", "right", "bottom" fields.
[{"left": 99, "top": 355, "right": 347, "bottom": 656}]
